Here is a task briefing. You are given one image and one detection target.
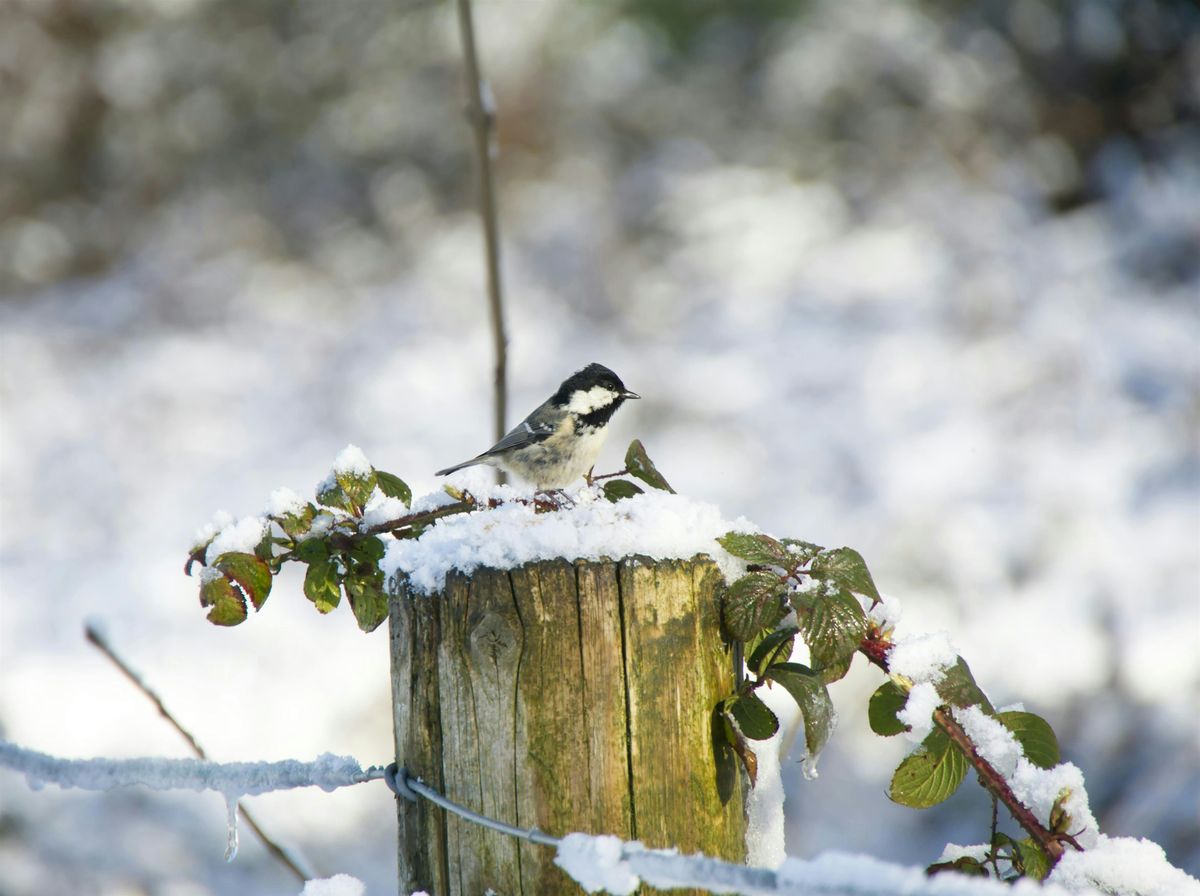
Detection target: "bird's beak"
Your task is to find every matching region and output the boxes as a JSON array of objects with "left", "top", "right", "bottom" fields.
[{"left": 622, "top": 390, "right": 641, "bottom": 400}]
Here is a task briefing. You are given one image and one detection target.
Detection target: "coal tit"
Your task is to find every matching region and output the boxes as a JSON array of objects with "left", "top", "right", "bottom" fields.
[{"left": 436, "top": 363, "right": 640, "bottom": 490}]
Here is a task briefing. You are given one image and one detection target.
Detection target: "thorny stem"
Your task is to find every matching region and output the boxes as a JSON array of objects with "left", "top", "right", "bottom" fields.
[
  {"left": 857, "top": 632, "right": 1073, "bottom": 867},
  {"left": 587, "top": 467, "right": 630, "bottom": 485}
]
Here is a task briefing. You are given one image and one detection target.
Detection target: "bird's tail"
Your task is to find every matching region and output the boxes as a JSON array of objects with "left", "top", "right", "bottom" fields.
[{"left": 435, "top": 457, "right": 484, "bottom": 477}]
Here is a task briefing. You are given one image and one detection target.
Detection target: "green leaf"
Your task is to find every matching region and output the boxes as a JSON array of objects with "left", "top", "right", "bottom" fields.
[
  {"left": 999, "top": 711, "right": 1060, "bottom": 769},
  {"left": 374, "top": 469, "right": 412, "bottom": 506},
  {"left": 304, "top": 557, "right": 342, "bottom": 614},
  {"left": 275, "top": 502, "right": 317, "bottom": 539},
  {"left": 936, "top": 656, "right": 994, "bottom": 712},
  {"left": 809, "top": 547, "right": 882, "bottom": 605},
  {"left": 888, "top": 727, "right": 969, "bottom": 808},
  {"left": 316, "top": 477, "right": 352, "bottom": 512},
  {"left": 293, "top": 537, "right": 330, "bottom": 564},
  {"left": 345, "top": 570, "right": 388, "bottom": 632},
  {"left": 213, "top": 552, "right": 272, "bottom": 611},
  {"left": 717, "top": 532, "right": 790, "bottom": 567},
  {"left": 747, "top": 627, "right": 797, "bottom": 678},
  {"left": 720, "top": 571, "right": 788, "bottom": 642},
  {"left": 348, "top": 535, "right": 386, "bottom": 567},
  {"left": 200, "top": 575, "right": 247, "bottom": 626},
  {"left": 780, "top": 538, "right": 824, "bottom": 565},
  {"left": 1013, "top": 837, "right": 1051, "bottom": 881},
  {"left": 336, "top": 466, "right": 377, "bottom": 514},
  {"left": 624, "top": 439, "right": 675, "bottom": 493},
  {"left": 711, "top": 705, "right": 738, "bottom": 804},
  {"left": 792, "top": 586, "right": 868, "bottom": 682},
  {"left": 868, "top": 680, "right": 910, "bottom": 737},
  {"left": 764, "top": 662, "right": 835, "bottom": 757},
  {"left": 728, "top": 692, "right": 779, "bottom": 740},
  {"left": 602, "top": 479, "right": 644, "bottom": 502},
  {"left": 927, "top": 856, "right": 989, "bottom": 878}
]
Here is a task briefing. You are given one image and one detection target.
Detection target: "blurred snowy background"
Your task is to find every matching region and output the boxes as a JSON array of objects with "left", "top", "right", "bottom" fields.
[{"left": 1, "top": 0, "right": 1197, "bottom": 893}]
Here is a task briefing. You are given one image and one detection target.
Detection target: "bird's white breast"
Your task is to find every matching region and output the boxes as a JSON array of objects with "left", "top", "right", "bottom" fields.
[{"left": 495, "top": 418, "right": 610, "bottom": 489}]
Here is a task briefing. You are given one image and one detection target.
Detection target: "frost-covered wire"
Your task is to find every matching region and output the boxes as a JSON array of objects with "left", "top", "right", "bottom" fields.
[{"left": 0, "top": 740, "right": 384, "bottom": 796}]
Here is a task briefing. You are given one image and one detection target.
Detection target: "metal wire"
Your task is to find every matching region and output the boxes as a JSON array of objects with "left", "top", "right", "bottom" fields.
[{"left": 384, "top": 763, "right": 561, "bottom": 848}]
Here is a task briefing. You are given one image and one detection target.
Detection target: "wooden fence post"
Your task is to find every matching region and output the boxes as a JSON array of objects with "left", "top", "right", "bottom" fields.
[{"left": 388, "top": 555, "right": 746, "bottom": 895}]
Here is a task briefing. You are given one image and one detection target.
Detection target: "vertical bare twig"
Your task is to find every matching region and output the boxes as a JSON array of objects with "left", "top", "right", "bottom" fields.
[
  {"left": 455, "top": 0, "right": 509, "bottom": 477},
  {"left": 85, "top": 623, "right": 314, "bottom": 883}
]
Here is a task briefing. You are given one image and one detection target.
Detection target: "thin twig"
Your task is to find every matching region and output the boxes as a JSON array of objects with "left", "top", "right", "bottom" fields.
[
  {"left": 85, "top": 623, "right": 314, "bottom": 883},
  {"left": 455, "top": 0, "right": 509, "bottom": 478}
]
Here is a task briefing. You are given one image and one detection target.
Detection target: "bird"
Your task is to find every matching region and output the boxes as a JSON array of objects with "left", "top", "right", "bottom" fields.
[{"left": 436, "top": 363, "right": 640, "bottom": 490}]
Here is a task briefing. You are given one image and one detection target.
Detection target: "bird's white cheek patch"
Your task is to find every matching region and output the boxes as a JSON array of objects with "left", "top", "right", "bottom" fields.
[{"left": 567, "top": 386, "right": 617, "bottom": 415}]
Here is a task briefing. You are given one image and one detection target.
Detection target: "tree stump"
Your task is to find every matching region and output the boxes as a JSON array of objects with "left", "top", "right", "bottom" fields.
[{"left": 388, "top": 555, "right": 746, "bottom": 896}]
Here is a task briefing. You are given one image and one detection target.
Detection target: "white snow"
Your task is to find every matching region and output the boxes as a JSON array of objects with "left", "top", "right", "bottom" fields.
[
  {"left": 381, "top": 481, "right": 756, "bottom": 593},
  {"left": 1049, "top": 835, "right": 1200, "bottom": 896},
  {"left": 0, "top": 741, "right": 378, "bottom": 798},
  {"left": 953, "top": 705, "right": 1099, "bottom": 848},
  {"left": 300, "top": 875, "right": 367, "bottom": 896},
  {"left": 555, "top": 832, "right": 639, "bottom": 895},
  {"left": 203, "top": 514, "right": 268, "bottom": 565},
  {"left": 868, "top": 592, "right": 902, "bottom": 635},
  {"left": 897, "top": 681, "right": 941, "bottom": 744},
  {"left": 777, "top": 850, "right": 1077, "bottom": 895},
  {"left": 936, "top": 842, "right": 991, "bottom": 864},
  {"left": 360, "top": 493, "right": 410, "bottom": 531},
  {"left": 886, "top": 632, "right": 958, "bottom": 684},
  {"left": 268, "top": 487, "right": 308, "bottom": 518},
  {"left": 332, "top": 444, "right": 373, "bottom": 478}
]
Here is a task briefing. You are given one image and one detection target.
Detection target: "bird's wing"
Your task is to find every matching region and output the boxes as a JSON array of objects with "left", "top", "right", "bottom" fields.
[{"left": 480, "top": 403, "right": 558, "bottom": 457}]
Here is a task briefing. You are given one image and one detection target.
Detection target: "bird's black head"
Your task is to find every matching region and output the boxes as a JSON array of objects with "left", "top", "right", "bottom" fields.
[{"left": 554, "top": 363, "right": 640, "bottom": 428}]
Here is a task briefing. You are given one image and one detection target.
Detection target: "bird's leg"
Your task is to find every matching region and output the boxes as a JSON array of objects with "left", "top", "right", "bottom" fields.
[
  {"left": 584, "top": 465, "right": 596, "bottom": 486},
  {"left": 532, "top": 489, "right": 573, "bottom": 512}
]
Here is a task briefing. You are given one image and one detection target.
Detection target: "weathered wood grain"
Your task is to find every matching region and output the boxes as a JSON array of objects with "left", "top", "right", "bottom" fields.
[{"left": 390, "top": 556, "right": 744, "bottom": 895}]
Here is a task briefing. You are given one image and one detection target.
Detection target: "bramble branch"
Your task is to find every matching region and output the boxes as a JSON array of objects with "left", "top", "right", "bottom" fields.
[{"left": 857, "top": 632, "right": 1073, "bottom": 866}]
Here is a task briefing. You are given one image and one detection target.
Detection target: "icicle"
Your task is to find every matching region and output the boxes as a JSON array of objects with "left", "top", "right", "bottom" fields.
[
  {"left": 801, "top": 753, "right": 820, "bottom": 781},
  {"left": 223, "top": 794, "right": 240, "bottom": 862}
]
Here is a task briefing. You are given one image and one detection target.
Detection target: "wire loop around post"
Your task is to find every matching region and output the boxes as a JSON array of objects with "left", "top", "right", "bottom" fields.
[{"left": 384, "top": 762, "right": 419, "bottom": 803}]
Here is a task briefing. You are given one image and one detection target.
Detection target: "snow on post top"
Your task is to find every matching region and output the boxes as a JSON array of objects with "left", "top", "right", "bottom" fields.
[{"left": 380, "top": 475, "right": 757, "bottom": 595}]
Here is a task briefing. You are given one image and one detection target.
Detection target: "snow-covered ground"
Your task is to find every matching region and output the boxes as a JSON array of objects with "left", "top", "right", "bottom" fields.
[{"left": 2, "top": 2, "right": 1198, "bottom": 893}]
